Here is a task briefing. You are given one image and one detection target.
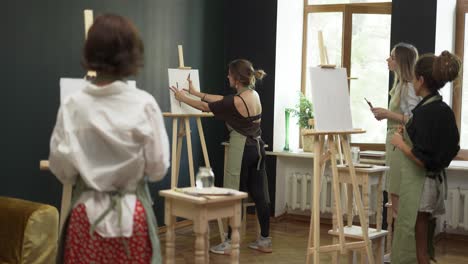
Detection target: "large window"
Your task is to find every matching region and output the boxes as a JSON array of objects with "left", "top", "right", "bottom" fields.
[
  {"left": 301, "top": 2, "right": 391, "bottom": 147},
  {"left": 456, "top": 0, "right": 468, "bottom": 150}
]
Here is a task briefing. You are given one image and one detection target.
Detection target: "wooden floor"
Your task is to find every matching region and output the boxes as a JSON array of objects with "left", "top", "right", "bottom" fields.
[{"left": 159, "top": 215, "right": 468, "bottom": 264}]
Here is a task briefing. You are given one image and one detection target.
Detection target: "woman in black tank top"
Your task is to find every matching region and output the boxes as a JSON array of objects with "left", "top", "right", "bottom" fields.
[{"left": 169, "top": 59, "right": 273, "bottom": 254}]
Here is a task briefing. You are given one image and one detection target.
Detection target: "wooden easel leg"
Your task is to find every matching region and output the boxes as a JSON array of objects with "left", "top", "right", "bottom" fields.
[
  {"left": 306, "top": 135, "right": 324, "bottom": 264},
  {"left": 340, "top": 135, "right": 375, "bottom": 264},
  {"left": 171, "top": 118, "right": 179, "bottom": 189},
  {"left": 329, "top": 136, "right": 346, "bottom": 262},
  {"left": 184, "top": 118, "right": 195, "bottom": 187},
  {"left": 59, "top": 184, "right": 72, "bottom": 231},
  {"left": 196, "top": 117, "right": 210, "bottom": 167},
  {"left": 347, "top": 184, "right": 353, "bottom": 227},
  {"left": 175, "top": 118, "right": 185, "bottom": 187}
]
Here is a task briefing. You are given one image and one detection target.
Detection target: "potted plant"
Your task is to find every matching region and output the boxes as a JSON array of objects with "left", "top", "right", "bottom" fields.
[{"left": 291, "top": 92, "right": 315, "bottom": 152}]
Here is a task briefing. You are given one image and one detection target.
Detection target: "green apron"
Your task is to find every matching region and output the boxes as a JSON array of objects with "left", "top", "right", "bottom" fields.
[
  {"left": 224, "top": 129, "right": 247, "bottom": 190},
  {"left": 385, "top": 84, "right": 405, "bottom": 195},
  {"left": 391, "top": 95, "right": 441, "bottom": 264},
  {"left": 57, "top": 177, "right": 162, "bottom": 264}
]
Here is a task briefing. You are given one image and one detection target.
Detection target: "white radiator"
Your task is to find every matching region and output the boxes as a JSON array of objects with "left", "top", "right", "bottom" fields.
[
  {"left": 447, "top": 188, "right": 468, "bottom": 230},
  {"left": 285, "top": 169, "right": 378, "bottom": 216}
]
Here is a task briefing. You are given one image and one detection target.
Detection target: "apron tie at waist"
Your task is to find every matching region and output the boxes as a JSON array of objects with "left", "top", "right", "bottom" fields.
[
  {"left": 426, "top": 170, "right": 448, "bottom": 200},
  {"left": 88, "top": 189, "right": 135, "bottom": 258},
  {"left": 426, "top": 170, "right": 443, "bottom": 183}
]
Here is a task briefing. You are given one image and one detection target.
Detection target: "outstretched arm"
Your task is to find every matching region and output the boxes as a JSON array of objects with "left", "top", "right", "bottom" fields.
[
  {"left": 185, "top": 76, "right": 223, "bottom": 103},
  {"left": 169, "top": 86, "right": 211, "bottom": 112}
]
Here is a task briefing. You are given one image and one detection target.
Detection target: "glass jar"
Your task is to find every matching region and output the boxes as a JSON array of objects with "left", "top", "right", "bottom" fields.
[
  {"left": 196, "top": 167, "right": 214, "bottom": 189},
  {"left": 351, "top": 146, "right": 360, "bottom": 164}
]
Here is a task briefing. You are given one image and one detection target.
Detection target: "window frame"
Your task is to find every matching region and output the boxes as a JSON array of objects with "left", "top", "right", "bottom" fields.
[
  {"left": 455, "top": 0, "right": 468, "bottom": 148},
  {"left": 300, "top": 1, "right": 392, "bottom": 151}
]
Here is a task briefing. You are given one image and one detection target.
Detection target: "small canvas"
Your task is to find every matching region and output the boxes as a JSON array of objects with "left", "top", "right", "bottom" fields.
[
  {"left": 60, "top": 78, "right": 136, "bottom": 104},
  {"left": 168, "top": 69, "right": 202, "bottom": 114},
  {"left": 309, "top": 67, "right": 353, "bottom": 131}
]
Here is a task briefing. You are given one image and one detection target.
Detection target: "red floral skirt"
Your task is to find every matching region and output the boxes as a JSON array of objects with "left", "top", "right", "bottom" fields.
[{"left": 64, "top": 200, "right": 152, "bottom": 263}]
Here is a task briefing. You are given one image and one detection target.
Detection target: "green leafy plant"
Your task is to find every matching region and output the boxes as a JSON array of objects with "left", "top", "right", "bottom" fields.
[{"left": 291, "top": 92, "right": 314, "bottom": 129}]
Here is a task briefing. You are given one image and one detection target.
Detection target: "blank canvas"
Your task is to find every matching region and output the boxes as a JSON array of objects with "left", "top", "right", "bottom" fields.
[
  {"left": 168, "top": 69, "right": 202, "bottom": 114},
  {"left": 309, "top": 67, "right": 353, "bottom": 131},
  {"left": 60, "top": 78, "right": 136, "bottom": 104}
]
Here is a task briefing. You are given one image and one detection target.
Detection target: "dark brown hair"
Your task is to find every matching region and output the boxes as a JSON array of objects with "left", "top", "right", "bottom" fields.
[
  {"left": 228, "top": 59, "right": 266, "bottom": 88},
  {"left": 414, "top": 50, "right": 461, "bottom": 93},
  {"left": 82, "top": 14, "right": 144, "bottom": 77}
]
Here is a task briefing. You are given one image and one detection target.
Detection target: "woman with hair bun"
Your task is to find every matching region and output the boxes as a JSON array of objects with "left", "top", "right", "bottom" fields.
[
  {"left": 390, "top": 51, "right": 461, "bottom": 264},
  {"left": 170, "top": 59, "right": 272, "bottom": 254},
  {"left": 372, "top": 42, "right": 419, "bottom": 221}
]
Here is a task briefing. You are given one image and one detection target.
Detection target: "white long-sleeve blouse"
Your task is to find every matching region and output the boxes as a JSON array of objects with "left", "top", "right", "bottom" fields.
[{"left": 49, "top": 81, "right": 170, "bottom": 238}]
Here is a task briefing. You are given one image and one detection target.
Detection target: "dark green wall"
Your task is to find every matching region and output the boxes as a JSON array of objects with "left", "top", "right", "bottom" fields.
[
  {"left": 391, "top": 0, "right": 437, "bottom": 54},
  {"left": 0, "top": 0, "right": 225, "bottom": 225},
  {"left": 224, "top": 0, "right": 278, "bottom": 214}
]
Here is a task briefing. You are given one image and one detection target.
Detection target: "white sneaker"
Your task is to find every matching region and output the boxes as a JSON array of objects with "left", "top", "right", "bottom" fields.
[
  {"left": 248, "top": 236, "right": 272, "bottom": 253},
  {"left": 210, "top": 239, "right": 232, "bottom": 255},
  {"left": 384, "top": 253, "right": 391, "bottom": 263}
]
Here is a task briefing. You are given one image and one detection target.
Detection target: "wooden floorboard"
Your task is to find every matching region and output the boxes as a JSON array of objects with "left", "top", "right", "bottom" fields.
[{"left": 159, "top": 214, "right": 468, "bottom": 264}]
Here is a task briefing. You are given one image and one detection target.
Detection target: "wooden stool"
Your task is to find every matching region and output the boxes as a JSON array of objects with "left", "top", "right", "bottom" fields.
[
  {"left": 160, "top": 188, "right": 247, "bottom": 264},
  {"left": 328, "top": 165, "right": 389, "bottom": 263}
]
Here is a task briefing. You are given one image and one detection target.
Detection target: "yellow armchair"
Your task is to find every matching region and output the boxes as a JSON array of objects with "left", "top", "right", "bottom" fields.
[{"left": 0, "top": 197, "right": 59, "bottom": 264}]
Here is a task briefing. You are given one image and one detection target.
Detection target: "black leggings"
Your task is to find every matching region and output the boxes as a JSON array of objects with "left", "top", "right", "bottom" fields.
[{"left": 228, "top": 145, "right": 270, "bottom": 238}]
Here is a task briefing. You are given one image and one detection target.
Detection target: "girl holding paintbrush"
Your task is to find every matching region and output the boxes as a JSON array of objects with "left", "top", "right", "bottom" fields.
[
  {"left": 370, "top": 43, "right": 419, "bottom": 263},
  {"left": 371, "top": 43, "right": 420, "bottom": 221}
]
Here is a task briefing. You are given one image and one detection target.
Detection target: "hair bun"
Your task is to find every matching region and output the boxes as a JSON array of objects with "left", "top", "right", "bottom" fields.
[
  {"left": 432, "top": 50, "right": 461, "bottom": 82},
  {"left": 254, "top": 69, "right": 267, "bottom": 80}
]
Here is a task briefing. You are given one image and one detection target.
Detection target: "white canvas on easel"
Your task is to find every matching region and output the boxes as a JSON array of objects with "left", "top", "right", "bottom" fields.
[
  {"left": 168, "top": 69, "right": 202, "bottom": 114},
  {"left": 309, "top": 67, "right": 353, "bottom": 131},
  {"left": 59, "top": 78, "right": 137, "bottom": 104}
]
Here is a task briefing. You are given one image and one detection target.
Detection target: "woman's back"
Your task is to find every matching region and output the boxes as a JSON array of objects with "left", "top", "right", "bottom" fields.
[
  {"left": 234, "top": 90, "right": 262, "bottom": 120},
  {"left": 54, "top": 81, "right": 169, "bottom": 191}
]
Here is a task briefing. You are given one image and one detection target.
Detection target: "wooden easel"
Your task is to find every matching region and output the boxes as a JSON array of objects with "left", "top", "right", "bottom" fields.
[
  {"left": 164, "top": 45, "right": 226, "bottom": 241},
  {"left": 305, "top": 130, "right": 375, "bottom": 264},
  {"left": 164, "top": 45, "right": 213, "bottom": 188},
  {"left": 305, "top": 34, "right": 374, "bottom": 263},
  {"left": 39, "top": 9, "right": 95, "bottom": 231}
]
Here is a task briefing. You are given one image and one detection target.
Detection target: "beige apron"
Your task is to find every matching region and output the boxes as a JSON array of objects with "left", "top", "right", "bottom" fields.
[
  {"left": 385, "top": 84, "right": 405, "bottom": 194},
  {"left": 224, "top": 129, "right": 247, "bottom": 190},
  {"left": 224, "top": 128, "right": 270, "bottom": 203},
  {"left": 391, "top": 95, "right": 441, "bottom": 264}
]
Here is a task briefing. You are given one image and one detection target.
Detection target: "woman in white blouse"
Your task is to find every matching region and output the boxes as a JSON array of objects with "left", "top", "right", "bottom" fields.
[{"left": 49, "top": 14, "right": 169, "bottom": 264}]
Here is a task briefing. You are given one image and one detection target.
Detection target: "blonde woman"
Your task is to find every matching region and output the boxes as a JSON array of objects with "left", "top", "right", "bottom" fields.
[{"left": 372, "top": 43, "right": 419, "bottom": 220}]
